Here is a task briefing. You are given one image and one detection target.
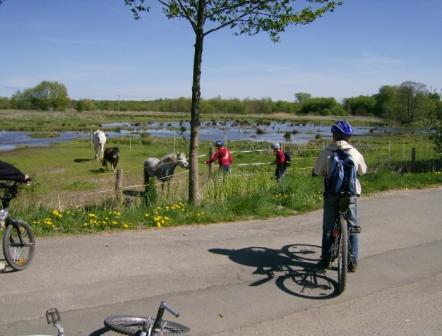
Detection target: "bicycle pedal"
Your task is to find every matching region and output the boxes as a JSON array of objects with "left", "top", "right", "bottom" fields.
[{"left": 46, "top": 308, "right": 61, "bottom": 324}]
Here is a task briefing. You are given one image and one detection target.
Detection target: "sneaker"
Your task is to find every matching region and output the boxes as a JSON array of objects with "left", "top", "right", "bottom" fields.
[
  {"left": 316, "top": 258, "right": 330, "bottom": 269},
  {"left": 348, "top": 262, "right": 358, "bottom": 272}
]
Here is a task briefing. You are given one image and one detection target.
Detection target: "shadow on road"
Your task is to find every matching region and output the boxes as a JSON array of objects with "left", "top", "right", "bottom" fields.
[{"left": 209, "top": 244, "right": 339, "bottom": 299}]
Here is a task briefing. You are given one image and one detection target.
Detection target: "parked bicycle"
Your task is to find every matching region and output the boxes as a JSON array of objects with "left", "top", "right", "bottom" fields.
[
  {"left": 0, "top": 179, "right": 35, "bottom": 271},
  {"left": 104, "top": 301, "right": 190, "bottom": 335},
  {"left": 328, "top": 193, "right": 360, "bottom": 294}
]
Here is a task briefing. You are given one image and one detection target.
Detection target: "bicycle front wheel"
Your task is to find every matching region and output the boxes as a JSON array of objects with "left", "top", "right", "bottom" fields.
[
  {"left": 336, "top": 214, "right": 348, "bottom": 294},
  {"left": 2, "top": 220, "right": 35, "bottom": 271},
  {"left": 104, "top": 315, "right": 190, "bottom": 335}
]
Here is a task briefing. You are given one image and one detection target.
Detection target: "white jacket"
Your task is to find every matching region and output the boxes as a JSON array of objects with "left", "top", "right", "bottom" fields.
[{"left": 313, "top": 140, "right": 367, "bottom": 195}]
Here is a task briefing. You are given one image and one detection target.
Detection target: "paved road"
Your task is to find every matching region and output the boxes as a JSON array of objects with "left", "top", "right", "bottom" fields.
[{"left": 1, "top": 187, "right": 441, "bottom": 335}]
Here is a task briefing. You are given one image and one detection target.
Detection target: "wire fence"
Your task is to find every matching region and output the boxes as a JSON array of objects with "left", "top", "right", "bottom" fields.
[{"left": 21, "top": 140, "right": 440, "bottom": 210}]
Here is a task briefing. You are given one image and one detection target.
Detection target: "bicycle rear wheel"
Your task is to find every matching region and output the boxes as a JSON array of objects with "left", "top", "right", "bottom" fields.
[
  {"left": 2, "top": 219, "right": 35, "bottom": 271},
  {"left": 104, "top": 315, "right": 190, "bottom": 335},
  {"left": 336, "top": 214, "right": 348, "bottom": 294}
]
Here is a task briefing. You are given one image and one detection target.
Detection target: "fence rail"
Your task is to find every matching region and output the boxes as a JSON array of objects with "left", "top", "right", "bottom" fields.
[{"left": 24, "top": 140, "right": 439, "bottom": 209}]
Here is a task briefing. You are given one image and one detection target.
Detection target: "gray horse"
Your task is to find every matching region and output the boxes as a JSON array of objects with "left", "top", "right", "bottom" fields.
[{"left": 143, "top": 153, "right": 189, "bottom": 188}]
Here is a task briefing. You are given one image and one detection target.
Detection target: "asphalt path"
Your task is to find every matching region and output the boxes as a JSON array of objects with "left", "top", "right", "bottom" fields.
[{"left": 0, "top": 187, "right": 441, "bottom": 335}]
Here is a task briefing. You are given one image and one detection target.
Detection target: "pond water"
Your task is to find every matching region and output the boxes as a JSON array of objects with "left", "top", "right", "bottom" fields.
[{"left": 0, "top": 120, "right": 407, "bottom": 152}]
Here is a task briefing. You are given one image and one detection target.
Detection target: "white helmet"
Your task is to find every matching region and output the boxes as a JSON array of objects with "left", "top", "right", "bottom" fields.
[{"left": 271, "top": 142, "right": 280, "bottom": 149}]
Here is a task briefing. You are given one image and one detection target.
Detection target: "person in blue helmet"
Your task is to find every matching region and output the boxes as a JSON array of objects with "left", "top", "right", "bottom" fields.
[{"left": 313, "top": 120, "right": 367, "bottom": 272}]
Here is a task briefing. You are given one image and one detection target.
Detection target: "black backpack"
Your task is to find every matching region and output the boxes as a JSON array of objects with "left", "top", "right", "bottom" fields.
[{"left": 284, "top": 152, "right": 291, "bottom": 166}]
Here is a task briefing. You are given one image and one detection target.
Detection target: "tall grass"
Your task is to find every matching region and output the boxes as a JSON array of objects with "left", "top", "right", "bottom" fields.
[{"left": 3, "top": 133, "right": 442, "bottom": 236}]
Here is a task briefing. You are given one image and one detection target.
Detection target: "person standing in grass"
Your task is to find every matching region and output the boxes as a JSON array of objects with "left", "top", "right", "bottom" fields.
[
  {"left": 206, "top": 140, "right": 233, "bottom": 173},
  {"left": 313, "top": 120, "right": 367, "bottom": 272},
  {"left": 271, "top": 142, "right": 286, "bottom": 182}
]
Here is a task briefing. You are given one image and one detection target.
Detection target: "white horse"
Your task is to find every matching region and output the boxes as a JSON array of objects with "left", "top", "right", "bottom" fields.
[
  {"left": 144, "top": 153, "right": 189, "bottom": 188},
  {"left": 92, "top": 130, "right": 107, "bottom": 162}
]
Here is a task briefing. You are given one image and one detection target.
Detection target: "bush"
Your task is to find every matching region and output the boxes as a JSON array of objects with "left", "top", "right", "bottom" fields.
[
  {"left": 431, "top": 122, "right": 442, "bottom": 154},
  {"left": 75, "top": 99, "right": 96, "bottom": 112},
  {"left": 299, "top": 97, "right": 343, "bottom": 115}
]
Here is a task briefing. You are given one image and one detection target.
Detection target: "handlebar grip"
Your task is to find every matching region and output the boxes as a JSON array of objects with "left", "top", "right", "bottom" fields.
[{"left": 161, "top": 302, "right": 180, "bottom": 318}]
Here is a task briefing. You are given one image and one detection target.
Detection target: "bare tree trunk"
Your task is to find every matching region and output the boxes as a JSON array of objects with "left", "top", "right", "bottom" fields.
[{"left": 188, "top": 0, "right": 205, "bottom": 205}]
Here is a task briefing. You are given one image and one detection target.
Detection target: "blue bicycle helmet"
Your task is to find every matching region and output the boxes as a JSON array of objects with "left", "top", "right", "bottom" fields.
[
  {"left": 331, "top": 120, "right": 353, "bottom": 137},
  {"left": 214, "top": 140, "right": 224, "bottom": 147}
]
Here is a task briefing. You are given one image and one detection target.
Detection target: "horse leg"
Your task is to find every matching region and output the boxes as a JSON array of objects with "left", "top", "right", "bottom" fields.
[
  {"left": 144, "top": 170, "right": 150, "bottom": 186},
  {"left": 166, "top": 180, "right": 171, "bottom": 198},
  {"left": 113, "top": 157, "right": 119, "bottom": 172}
]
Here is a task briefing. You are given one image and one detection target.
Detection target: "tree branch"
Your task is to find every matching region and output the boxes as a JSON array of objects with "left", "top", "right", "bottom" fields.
[{"left": 204, "top": 1, "right": 268, "bottom": 36}]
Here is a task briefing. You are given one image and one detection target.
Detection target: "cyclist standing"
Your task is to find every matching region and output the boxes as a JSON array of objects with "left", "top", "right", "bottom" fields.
[
  {"left": 206, "top": 140, "right": 233, "bottom": 173},
  {"left": 313, "top": 121, "right": 367, "bottom": 271}
]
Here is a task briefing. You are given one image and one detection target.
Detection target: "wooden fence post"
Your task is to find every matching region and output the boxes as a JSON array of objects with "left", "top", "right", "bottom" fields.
[
  {"left": 115, "top": 169, "right": 123, "bottom": 204},
  {"left": 208, "top": 146, "right": 213, "bottom": 176},
  {"left": 411, "top": 148, "right": 416, "bottom": 172}
]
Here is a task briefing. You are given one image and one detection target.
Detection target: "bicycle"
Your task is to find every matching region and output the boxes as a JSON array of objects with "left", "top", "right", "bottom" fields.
[
  {"left": 0, "top": 180, "right": 35, "bottom": 271},
  {"left": 104, "top": 301, "right": 190, "bottom": 336},
  {"left": 328, "top": 193, "right": 360, "bottom": 294}
]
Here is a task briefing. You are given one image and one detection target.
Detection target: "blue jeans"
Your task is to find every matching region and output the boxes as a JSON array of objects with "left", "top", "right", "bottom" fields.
[
  {"left": 321, "top": 195, "right": 359, "bottom": 264},
  {"left": 219, "top": 165, "right": 231, "bottom": 173},
  {"left": 275, "top": 164, "right": 286, "bottom": 182}
]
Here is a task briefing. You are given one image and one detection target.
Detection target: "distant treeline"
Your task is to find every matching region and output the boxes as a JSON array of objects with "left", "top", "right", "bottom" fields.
[{"left": 1, "top": 80, "right": 441, "bottom": 125}]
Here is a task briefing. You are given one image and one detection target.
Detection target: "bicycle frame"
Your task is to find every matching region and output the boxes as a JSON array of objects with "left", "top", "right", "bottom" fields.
[
  {"left": 330, "top": 195, "right": 352, "bottom": 261},
  {"left": 141, "top": 301, "right": 180, "bottom": 336},
  {"left": 329, "top": 193, "right": 362, "bottom": 294}
]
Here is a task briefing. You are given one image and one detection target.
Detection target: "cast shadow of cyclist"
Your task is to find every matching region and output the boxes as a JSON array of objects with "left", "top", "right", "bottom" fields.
[{"left": 209, "top": 244, "right": 339, "bottom": 299}]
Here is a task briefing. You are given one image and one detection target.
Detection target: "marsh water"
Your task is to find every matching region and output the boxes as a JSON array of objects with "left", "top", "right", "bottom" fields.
[{"left": 0, "top": 120, "right": 407, "bottom": 152}]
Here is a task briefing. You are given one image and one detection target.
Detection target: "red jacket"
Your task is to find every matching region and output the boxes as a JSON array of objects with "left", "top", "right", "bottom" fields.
[
  {"left": 275, "top": 149, "right": 285, "bottom": 165},
  {"left": 207, "top": 147, "right": 233, "bottom": 166}
]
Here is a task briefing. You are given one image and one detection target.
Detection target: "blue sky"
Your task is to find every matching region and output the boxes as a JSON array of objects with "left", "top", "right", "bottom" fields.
[{"left": 0, "top": 0, "right": 441, "bottom": 101}]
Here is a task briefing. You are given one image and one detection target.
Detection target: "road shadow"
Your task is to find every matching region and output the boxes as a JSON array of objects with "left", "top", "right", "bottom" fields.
[{"left": 209, "top": 244, "right": 339, "bottom": 299}]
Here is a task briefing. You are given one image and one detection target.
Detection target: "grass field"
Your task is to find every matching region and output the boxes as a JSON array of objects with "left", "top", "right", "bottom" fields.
[{"left": 1, "top": 122, "right": 441, "bottom": 236}]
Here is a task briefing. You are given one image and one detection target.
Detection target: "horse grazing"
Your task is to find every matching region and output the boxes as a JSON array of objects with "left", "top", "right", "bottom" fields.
[
  {"left": 144, "top": 153, "right": 189, "bottom": 188},
  {"left": 102, "top": 147, "right": 120, "bottom": 172},
  {"left": 92, "top": 130, "right": 107, "bottom": 162}
]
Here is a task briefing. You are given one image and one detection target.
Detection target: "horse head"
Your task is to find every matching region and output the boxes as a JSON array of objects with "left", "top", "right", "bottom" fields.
[{"left": 176, "top": 152, "right": 189, "bottom": 169}]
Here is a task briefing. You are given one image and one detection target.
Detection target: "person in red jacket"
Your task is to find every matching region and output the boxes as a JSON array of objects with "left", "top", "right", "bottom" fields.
[
  {"left": 206, "top": 140, "right": 233, "bottom": 173},
  {"left": 271, "top": 142, "right": 286, "bottom": 182}
]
